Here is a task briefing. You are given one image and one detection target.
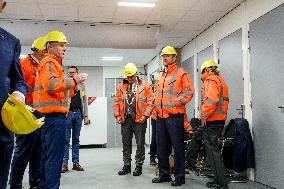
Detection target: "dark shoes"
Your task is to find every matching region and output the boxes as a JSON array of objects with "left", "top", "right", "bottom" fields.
[
  {"left": 171, "top": 178, "right": 185, "bottom": 186},
  {"left": 150, "top": 156, "right": 157, "bottom": 166},
  {"left": 206, "top": 181, "right": 228, "bottom": 189},
  {"left": 133, "top": 166, "right": 142, "bottom": 176},
  {"left": 118, "top": 165, "right": 131, "bottom": 175},
  {"left": 61, "top": 164, "right": 68, "bottom": 173},
  {"left": 72, "top": 163, "right": 84, "bottom": 171},
  {"left": 152, "top": 176, "right": 172, "bottom": 183}
]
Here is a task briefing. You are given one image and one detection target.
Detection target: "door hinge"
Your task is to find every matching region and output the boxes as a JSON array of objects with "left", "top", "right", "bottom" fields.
[{"left": 250, "top": 101, "right": 253, "bottom": 109}]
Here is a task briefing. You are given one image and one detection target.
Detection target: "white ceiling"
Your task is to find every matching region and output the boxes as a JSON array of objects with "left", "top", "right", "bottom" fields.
[{"left": 0, "top": 0, "right": 244, "bottom": 66}]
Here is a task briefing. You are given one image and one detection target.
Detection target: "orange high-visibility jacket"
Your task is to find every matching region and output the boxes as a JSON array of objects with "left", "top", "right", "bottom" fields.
[
  {"left": 153, "top": 63, "right": 194, "bottom": 118},
  {"left": 33, "top": 53, "right": 76, "bottom": 114},
  {"left": 20, "top": 55, "right": 41, "bottom": 105},
  {"left": 200, "top": 73, "right": 229, "bottom": 122},
  {"left": 113, "top": 78, "right": 153, "bottom": 123}
]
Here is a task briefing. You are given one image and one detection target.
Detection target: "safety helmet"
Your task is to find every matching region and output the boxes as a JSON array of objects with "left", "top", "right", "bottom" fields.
[
  {"left": 160, "top": 46, "right": 177, "bottom": 56},
  {"left": 46, "top": 30, "right": 68, "bottom": 44},
  {"left": 201, "top": 60, "right": 218, "bottom": 73},
  {"left": 124, "top": 63, "right": 137, "bottom": 77},
  {"left": 31, "top": 36, "right": 47, "bottom": 51},
  {"left": 1, "top": 94, "right": 45, "bottom": 134}
]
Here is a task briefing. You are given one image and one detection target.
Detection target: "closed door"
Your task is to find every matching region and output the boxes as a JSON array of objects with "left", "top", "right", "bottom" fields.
[
  {"left": 219, "top": 29, "right": 243, "bottom": 121},
  {"left": 105, "top": 78, "right": 123, "bottom": 147},
  {"left": 182, "top": 57, "right": 195, "bottom": 120},
  {"left": 250, "top": 4, "right": 284, "bottom": 188},
  {"left": 197, "top": 46, "right": 214, "bottom": 111}
]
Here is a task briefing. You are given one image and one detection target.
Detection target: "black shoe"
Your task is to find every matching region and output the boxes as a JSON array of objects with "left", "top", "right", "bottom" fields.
[
  {"left": 206, "top": 181, "right": 228, "bottom": 189},
  {"left": 152, "top": 176, "right": 172, "bottom": 183},
  {"left": 133, "top": 166, "right": 142, "bottom": 176},
  {"left": 150, "top": 156, "right": 157, "bottom": 166},
  {"left": 118, "top": 165, "right": 131, "bottom": 175},
  {"left": 171, "top": 178, "right": 185, "bottom": 186}
]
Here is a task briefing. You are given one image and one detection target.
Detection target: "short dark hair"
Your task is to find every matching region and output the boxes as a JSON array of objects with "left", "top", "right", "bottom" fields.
[{"left": 68, "top": 66, "right": 78, "bottom": 73}]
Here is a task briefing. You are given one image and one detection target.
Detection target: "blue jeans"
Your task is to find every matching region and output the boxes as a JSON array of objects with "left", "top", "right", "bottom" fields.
[
  {"left": 41, "top": 115, "right": 66, "bottom": 189},
  {"left": 63, "top": 111, "right": 83, "bottom": 165},
  {"left": 9, "top": 130, "right": 41, "bottom": 189}
]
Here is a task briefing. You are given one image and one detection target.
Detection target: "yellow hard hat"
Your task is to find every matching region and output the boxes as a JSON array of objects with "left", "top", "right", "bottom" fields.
[
  {"left": 31, "top": 36, "right": 47, "bottom": 51},
  {"left": 201, "top": 59, "right": 218, "bottom": 73},
  {"left": 1, "top": 94, "right": 45, "bottom": 134},
  {"left": 124, "top": 63, "right": 137, "bottom": 77},
  {"left": 46, "top": 31, "right": 68, "bottom": 44},
  {"left": 160, "top": 46, "right": 177, "bottom": 56}
]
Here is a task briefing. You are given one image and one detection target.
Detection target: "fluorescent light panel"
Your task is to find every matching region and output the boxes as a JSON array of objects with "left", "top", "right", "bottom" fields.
[
  {"left": 20, "top": 54, "right": 27, "bottom": 59},
  {"left": 102, "top": 56, "right": 123, "bottom": 61},
  {"left": 118, "top": 1, "right": 155, "bottom": 8}
]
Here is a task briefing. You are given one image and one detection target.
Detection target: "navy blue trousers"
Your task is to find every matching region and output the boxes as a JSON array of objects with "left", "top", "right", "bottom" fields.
[
  {"left": 156, "top": 116, "right": 185, "bottom": 179},
  {"left": 9, "top": 130, "right": 41, "bottom": 189},
  {"left": 149, "top": 118, "right": 157, "bottom": 158},
  {"left": 0, "top": 141, "right": 14, "bottom": 189},
  {"left": 40, "top": 115, "right": 66, "bottom": 189}
]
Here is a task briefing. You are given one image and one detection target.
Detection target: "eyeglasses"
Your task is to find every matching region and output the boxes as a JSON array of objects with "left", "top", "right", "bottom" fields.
[{"left": 68, "top": 71, "right": 77, "bottom": 75}]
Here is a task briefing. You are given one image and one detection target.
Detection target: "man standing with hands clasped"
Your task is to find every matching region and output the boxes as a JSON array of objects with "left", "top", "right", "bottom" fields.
[{"left": 114, "top": 63, "right": 153, "bottom": 176}]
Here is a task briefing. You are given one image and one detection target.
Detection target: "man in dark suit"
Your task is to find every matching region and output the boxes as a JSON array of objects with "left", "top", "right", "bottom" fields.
[{"left": 0, "top": 1, "right": 28, "bottom": 188}]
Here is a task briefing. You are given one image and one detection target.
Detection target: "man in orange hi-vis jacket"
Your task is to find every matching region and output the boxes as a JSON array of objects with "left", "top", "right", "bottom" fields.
[
  {"left": 200, "top": 60, "right": 229, "bottom": 189},
  {"left": 33, "top": 31, "right": 88, "bottom": 189},
  {"left": 114, "top": 63, "right": 153, "bottom": 177},
  {"left": 152, "top": 46, "right": 194, "bottom": 186},
  {"left": 9, "top": 36, "right": 47, "bottom": 189}
]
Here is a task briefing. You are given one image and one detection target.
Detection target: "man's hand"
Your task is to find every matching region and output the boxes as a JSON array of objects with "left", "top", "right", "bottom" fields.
[
  {"left": 116, "top": 116, "right": 122, "bottom": 124},
  {"left": 84, "top": 116, "right": 90, "bottom": 125},
  {"left": 186, "top": 126, "right": 193, "bottom": 133},
  {"left": 138, "top": 115, "right": 147, "bottom": 123},
  {"left": 74, "top": 73, "right": 88, "bottom": 85},
  {"left": 11, "top": 92, "right": 25, "bottom": 104}
]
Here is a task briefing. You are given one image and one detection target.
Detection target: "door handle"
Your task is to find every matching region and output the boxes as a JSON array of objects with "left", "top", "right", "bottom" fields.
[{"left": 278, "top": 106, "right": 284, "bottom": 109}]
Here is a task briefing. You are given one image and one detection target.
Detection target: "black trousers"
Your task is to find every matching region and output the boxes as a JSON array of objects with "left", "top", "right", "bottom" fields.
[
  {"left": 203, "top": 126, "right": 226, "bottom": 186},
  {"left": 149, "top": 118, "right": 157, "bottom": 158},
  {"left": 121, "top": 115, "right": 147, "bottom": 166},
  {"left": 0, "top": 141, "right": 14, "bottom": 189},
  {"left": 185, "top": 126, "right": 204, "bottom": 167}
]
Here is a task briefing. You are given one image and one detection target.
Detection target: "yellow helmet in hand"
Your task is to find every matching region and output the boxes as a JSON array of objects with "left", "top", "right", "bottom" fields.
[{"left": 1, "top": 94, "right": 45, "bottom": 134}]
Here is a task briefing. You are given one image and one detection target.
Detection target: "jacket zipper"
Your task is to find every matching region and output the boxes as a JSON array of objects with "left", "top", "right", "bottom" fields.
[{"left": 161, "top": 72, "right": 167, "bottom": 118}]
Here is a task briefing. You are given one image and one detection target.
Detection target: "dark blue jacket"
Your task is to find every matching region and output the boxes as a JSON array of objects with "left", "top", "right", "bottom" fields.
[{"left": 0, "top": 27, "right": 27, "bottom": 142}]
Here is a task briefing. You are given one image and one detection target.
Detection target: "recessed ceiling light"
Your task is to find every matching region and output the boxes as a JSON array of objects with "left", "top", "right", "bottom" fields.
[
  {"left": 102, "top": 56, "right": 123, "bottom": 61},
  {"left": 118, "top": 1, "right": 155, "bottom": 8}
]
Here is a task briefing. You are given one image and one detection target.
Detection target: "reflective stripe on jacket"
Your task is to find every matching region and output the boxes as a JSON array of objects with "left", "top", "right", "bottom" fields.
[
  {"left": 113, "top": 78, "right": 153, "bottom": 123},
  {"left": 20, "top": 55, "right": 40, "bottom": 105},
  {"left": 153, "top": 63, "right": 194, "bottom": 118},
  {"left": 33, "top": 53, "right": 76, "bottom": 114},
  {"left": 200, "top": 74, "right": 229, "bottom": 122}
]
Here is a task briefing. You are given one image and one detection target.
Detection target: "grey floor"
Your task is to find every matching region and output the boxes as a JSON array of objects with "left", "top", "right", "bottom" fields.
[{"left": 20, "top": 147, "right": 271, "bottom": 189}]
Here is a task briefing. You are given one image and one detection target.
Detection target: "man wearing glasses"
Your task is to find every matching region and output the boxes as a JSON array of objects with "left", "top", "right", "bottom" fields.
[{"left": 61, "top": 66, "right": 90, "bottom": 173}]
